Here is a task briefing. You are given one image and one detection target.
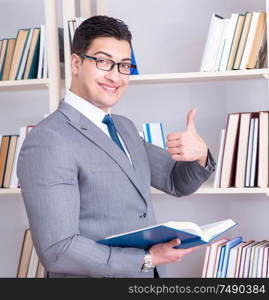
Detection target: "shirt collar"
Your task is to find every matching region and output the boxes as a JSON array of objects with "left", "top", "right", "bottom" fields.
[{"left": 64, "top": 90, "right": 111, "bottom": 125}]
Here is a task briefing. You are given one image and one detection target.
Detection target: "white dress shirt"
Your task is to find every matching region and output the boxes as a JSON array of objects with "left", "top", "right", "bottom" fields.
[{"left": 64, "top": 90, "right": 132, "bottom": 164}]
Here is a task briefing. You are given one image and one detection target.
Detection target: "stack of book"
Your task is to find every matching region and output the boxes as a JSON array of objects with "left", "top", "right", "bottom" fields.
[
  {"left": 0, "top": 26, "right": 47, "bottom": 81},
  {"left": 200, "top": 11, "right": 267, "bottom": 72},
  {"left": 17, "top": 229, "right": 45, "bottom": 278},
  {"left": 202, "top": 237, "right": 269, "bottom": 278},
  {"left": 0, "top": 125, "right": 34, "bottom": 189},
  {"left": 214, "top": 111, "right": 269, "bottom": 188}
]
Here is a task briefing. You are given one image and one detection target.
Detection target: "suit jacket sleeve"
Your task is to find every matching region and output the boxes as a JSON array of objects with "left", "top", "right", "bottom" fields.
[
  {"left": 143, "top": 139, "right": 215, "bottom": 196},
  {"left": 17, "top": 127, "right": 145, "bottom": 277}
]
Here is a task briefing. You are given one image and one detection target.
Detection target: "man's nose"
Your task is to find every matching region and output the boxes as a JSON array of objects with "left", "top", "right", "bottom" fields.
[{"left": 105, "top": 64, "right": 121, "bottom": 81}]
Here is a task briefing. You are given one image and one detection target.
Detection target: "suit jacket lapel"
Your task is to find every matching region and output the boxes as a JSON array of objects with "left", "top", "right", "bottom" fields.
[{"left": 58, "top": 101, "right": 148, "bottom": 203}]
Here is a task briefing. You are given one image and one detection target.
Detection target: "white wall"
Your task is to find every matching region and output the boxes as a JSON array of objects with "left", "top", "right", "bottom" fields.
[{"left": 0, "top": 0, "right": 269, "bottom": 277}]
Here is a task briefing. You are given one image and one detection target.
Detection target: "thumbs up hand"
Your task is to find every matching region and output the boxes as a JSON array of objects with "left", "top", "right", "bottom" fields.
[{"left": 166, "top": 108, "right": 208, "bottom": 167}]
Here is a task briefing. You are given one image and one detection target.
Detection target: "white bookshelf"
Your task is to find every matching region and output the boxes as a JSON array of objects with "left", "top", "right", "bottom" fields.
[
  {"left": 0, "top": 0, "right": 61, "bottom": 113},
  {"left": 151, "top": 186, "right": 269, "bottom": 196},
  {"left": 0, "top": 79, "right": 49, "bottom": 88},
  {"left": 129, "top": 69, "right": 269, "bottom": 84}
]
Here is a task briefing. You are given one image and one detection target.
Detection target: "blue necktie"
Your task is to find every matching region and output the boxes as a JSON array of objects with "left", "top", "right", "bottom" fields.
[{"left": 102, "top": 114, "right": 126, "bottom": 154}]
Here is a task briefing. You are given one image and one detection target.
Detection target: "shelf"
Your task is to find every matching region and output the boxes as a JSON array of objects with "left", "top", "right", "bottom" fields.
[
  {"left": 0, "top": 79, "right": 49, "bottom": 89},
  {"left": 129, "top": 69, "right": 269, "bottom": 84},
  {"left": 0, "top": 188, "right": 21, "bottom": 195},
  {"left": 151, "top": 184, "right": 269, "bottom": 196}
]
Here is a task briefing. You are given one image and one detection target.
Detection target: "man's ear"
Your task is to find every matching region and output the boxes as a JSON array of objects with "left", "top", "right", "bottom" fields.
[{"left": 71, "top": 53, "right": 82, "bottom": 75}]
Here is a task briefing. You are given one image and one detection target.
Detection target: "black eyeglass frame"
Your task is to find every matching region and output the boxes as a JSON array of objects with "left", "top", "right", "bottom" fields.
[{"left": 77, "top": 53, "right": 137, "bottom": 75}]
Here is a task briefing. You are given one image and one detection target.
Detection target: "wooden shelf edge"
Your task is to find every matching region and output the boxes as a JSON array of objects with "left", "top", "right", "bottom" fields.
[
  {"left": 130, "top": 69, "right": 269, "bottom": 84},
  {"left": 0, "top": 79, "right": 49, "bottom": 88},
  {"left": 0, "top": 189, "right": 21, "bottom": 195},
  {"left": 151, "top": 186, "right": 269, "bottom": 196}
]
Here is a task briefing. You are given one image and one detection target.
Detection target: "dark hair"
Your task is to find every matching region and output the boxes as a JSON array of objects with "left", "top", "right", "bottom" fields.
[{"left": 72, "top": 15, "right": 132, "bottom": 55}]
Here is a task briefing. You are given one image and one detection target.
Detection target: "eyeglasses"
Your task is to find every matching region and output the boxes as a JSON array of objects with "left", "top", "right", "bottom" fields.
[{"left": 77, "top": 54, "right": 137, "bottom": 75}]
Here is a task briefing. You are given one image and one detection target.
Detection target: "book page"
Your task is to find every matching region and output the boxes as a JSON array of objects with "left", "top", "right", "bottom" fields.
[{"left": 200, "top": 219, "right": 236, "bottom": 242}]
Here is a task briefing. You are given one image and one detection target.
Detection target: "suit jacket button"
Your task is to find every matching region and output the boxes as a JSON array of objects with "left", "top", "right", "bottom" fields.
[{"left": 143, "top": 212, "right": 147, "bottom": 218}]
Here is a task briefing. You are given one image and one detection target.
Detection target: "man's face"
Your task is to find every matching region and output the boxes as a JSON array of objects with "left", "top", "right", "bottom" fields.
[{"left": 71, "top": 37, "right": 132, "bottom": 112}]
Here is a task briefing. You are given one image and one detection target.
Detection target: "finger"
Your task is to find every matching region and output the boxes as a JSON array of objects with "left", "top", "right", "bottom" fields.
[
  {"left": 167, "top": 132, "right": 181, "bottom": 141},
  {"left": 167, "top": 238, "right": 180, "bottom": 248},
  {"left": 186, "top": 108, "right": 197, "bottom": 130},
  {"left": 167, "top": 147, "right": 181, "bottom": 155},
  {"left": 166, "top": 140, "right": 181, "bottom": 148}
]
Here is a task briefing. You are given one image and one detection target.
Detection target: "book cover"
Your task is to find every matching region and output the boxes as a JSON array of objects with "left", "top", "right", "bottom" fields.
[
  {"left": 233, "top": 12, "right": 253, "bottom": 70},
  {"left": 131, "top": 47, "right": 139, "bottom": 75},
  {"left": 17, "top": 229, "right": 33, "bottom": 278},
  {"left": 220, "top": 113, "right": 240, "bottom": 188},
  {"left": 219, "top": 236, "right": 243, "bottom": 278},
  {"left": 97, "top": 219, "right": 237, "bottom": 250},
  {"left": 1, "top": 38, "right": 16, "bottom": 80},
  {"left": 143, "top": 122, "right": 166, "bottom": 149},
  {"left": 8, "top": 28, "right": 30, "bottom": 80},
  {"left": 205, "top": 238, "right": 229, "bottom": 278},
  {"left": 0, "top": 135, "right": 11, "bottom": 187},
  {"left": 235, "top": 113, "right": 251, "bottom": 188}
]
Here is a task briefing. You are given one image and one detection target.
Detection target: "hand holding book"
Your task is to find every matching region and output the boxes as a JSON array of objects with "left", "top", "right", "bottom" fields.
[
  {"left": 166, "top": 108, "right": 208, "bottom": 167},
  {"left": 149, "top": 238, "right": 200, "bottom": 266}
]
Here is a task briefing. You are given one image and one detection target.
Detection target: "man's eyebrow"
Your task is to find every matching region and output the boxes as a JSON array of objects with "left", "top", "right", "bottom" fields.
[{"left": 94, "top": 51, "right": 132, "bottom": 62}]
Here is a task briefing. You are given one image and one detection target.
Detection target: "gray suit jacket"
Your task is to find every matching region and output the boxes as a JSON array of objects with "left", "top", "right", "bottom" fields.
[{"left": 17, "top": 100, "right": 215, "bottom": 278}]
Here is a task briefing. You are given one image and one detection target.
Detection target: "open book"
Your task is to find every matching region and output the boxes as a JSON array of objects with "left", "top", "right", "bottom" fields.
[{"left": 97, "top": 219, "right": 237, "bottom": 249}]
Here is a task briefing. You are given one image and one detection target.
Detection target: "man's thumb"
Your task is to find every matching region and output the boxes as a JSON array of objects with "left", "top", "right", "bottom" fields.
[{"left": 186, "top": 108, "right": 197, "bottom": 130}]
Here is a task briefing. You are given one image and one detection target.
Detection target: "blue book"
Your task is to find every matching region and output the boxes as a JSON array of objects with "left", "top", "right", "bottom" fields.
[
  {"left": 221, "top": 236, "right": 243, "bottom": 278},
  {"left": 142, "top": 122, "right": 166, "bottom": 149},
  {"left": 97, "top": 219, "right": 237, "bottom": 250},
  {"left": 131, "top": 47, "right": 139, "bottom": 75},
  {"left": 216, "top": 244, "right": 227, "bottom": 277}
]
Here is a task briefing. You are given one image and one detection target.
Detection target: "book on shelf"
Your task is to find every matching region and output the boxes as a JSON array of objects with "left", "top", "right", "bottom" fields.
[
  {"left": 142, "top": 122, "right": 166, "bottom": 149},
  {"left": 9, "top": 125, "right": 34, "bottom": 189},
  {"left": 249, "top": 240, "right": 269, "bottom": 278},
  {"left": 240, "top": 11, "right": 263, "bottom": 69},
  {"left": 23, "top": 27, "right": 41, "bottom": 79},
  {"left": 226, "top": 14, "right": 246, "bottom": 70},
  {"left": 257, "top": 111, "right": 269, "bottom": 187},
  {"left": 97, "top": 218, "right": 237, "bottom": 250},
  {"left": 0, "top": 39, "right": 8, "bottom": 79},
  {"left": 233, "top": 12, "right": 253, "bottom": 70},
  {"left": 16, "top": 28, "right": 34, "bottom": 80},
  {"left": 8, "top": 28, "right": 30, "bottom": 80},
  {"left": 17, "top": 228, "right": 45, "bottom": 278},
  {"left": 3, "top": 135, "right": 18, "bottom": 188},
  {"left": 234, "top": 113, "right": 251, "bottom": 187},
  {"left": 0, "top": 135, "right": 11, "bottom": 187},
  {"left": 214, "top": 129, "right": 225, "bottom": 188},
  {"left": 202, "top": 238, "right": 229, "bottom": 278},
  {"left": 17, "top": 229, "right": 33, "bottom": 278},
  {"left": 220, "top": 113, "right": 240, "bottom": 188},
  {"left": 238, "top": 240, "right": 257, "bottom": 278},
  {"left": 131, "top": 47, "right": 139, "bottom": 75},
  {"left": 246, "top": 11, "right": 266, "bottom": 69},
  {"left": 213, "top": 239, "right": 228, "bottom": 278},
  {"left": 248, "top": 116, "right": 258, "bottom": 187},
  {"left": 219, "top": 236, "right": 243, "bottom": 278},
  {"left": 202, "top": 238, "right": 269, "bottom": 278},
  {"left": 226, "top": 240, "right": 246, "bottom": 278},
  {"left": 200, "top": 13, "right": 224, "bottom": 72},
  {"left": 261, "top": 245, "right": 269, "bottom": 278},
  {"left": 218, "top": 13, "right": 239, "bottom": 71},
  {"left": 1, "top": 38, "right": 16, "bottom": 80},
  {"left": 201, "top": 10, "right": 267, "bottom": 71},
  {"left": 214, "top": 18, "right": 230, "bottom": 71}
]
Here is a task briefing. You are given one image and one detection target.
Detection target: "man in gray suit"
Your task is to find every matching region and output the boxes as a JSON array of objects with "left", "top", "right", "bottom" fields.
[{"left": 17, "top": 16, "right": 215, "bottom": 278}]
